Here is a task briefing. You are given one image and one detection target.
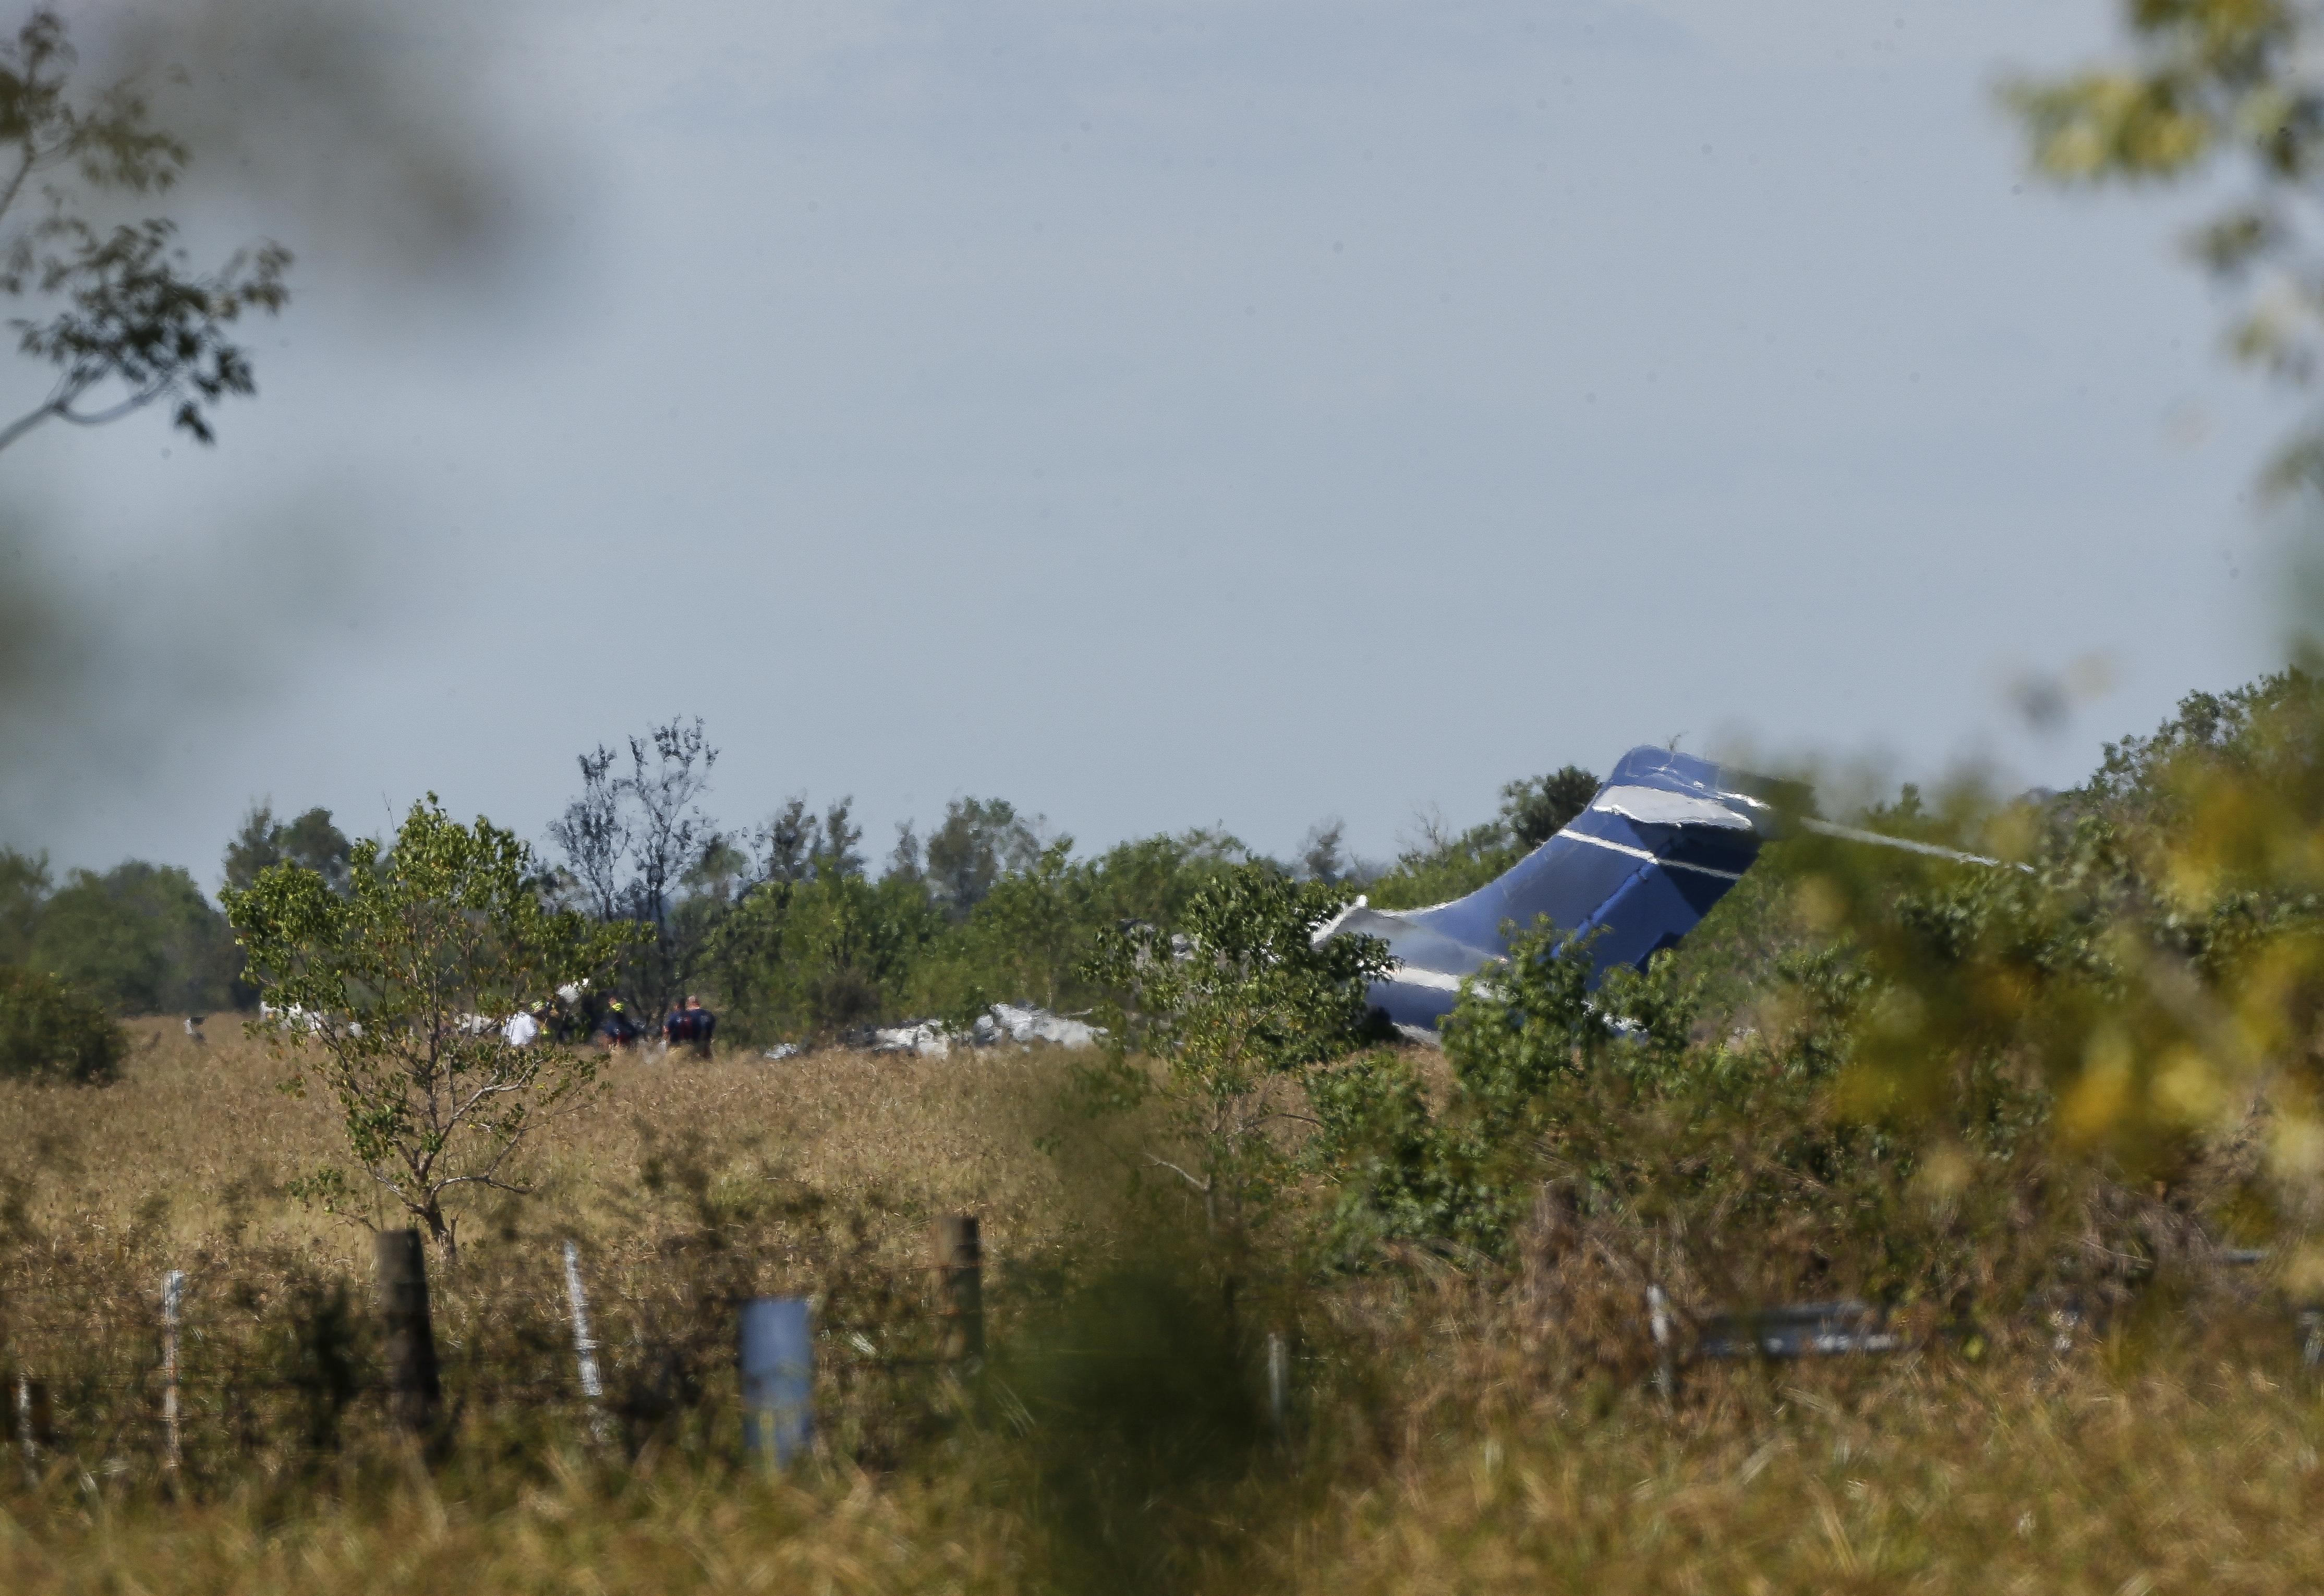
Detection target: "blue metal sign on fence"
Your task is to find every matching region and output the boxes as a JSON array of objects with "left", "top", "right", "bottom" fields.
[{"left": 738, "top": 1297, "right": 813, "bottom": 1467}]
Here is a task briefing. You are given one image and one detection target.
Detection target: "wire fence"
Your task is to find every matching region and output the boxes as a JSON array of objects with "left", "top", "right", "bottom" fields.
[
  {"left": 8, "top": 1214, "right": 2318, "bottom": 1492},
  {"left": 0, "top": 1216, "right": 992, "bottom": 1487}
]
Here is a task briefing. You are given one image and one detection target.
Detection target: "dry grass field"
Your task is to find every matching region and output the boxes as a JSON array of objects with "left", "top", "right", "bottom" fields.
[
  {"left": 3, "top": 1018, "right": 2323, "bottom": 1593},
  {"left": 0, "top": 1017, "right": 1078, "bottom": 1268}
]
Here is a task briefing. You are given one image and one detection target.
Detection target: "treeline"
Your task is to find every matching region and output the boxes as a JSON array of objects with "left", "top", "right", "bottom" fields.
[
  {"left": 0, "top": 726, "right": 1599, "bottom": 1032},
  {"left": 0, "top": 803, "right": 354, "bottom": 1015},
  {"left": 541, "top": 721, "right": 1600, "bottom": 1044}
]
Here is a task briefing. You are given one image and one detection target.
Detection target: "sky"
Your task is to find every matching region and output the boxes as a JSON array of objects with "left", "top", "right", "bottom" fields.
[{"left": 0, "top": 0, "right": 2301, "bottom": 886}]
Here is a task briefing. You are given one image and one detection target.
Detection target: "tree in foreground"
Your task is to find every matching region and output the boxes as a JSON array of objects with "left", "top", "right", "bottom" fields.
[
  {"left": 224, "top": 797, "right": 639, "bottom": 1254},
  {"left": 1079, "top": 865, "right": 1391, "bottom": 1245}
]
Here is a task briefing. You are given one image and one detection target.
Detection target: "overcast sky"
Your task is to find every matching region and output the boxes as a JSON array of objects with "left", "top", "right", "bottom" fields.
[{"left": 0, "top": 0, "right": 2299, "bottom": 885}]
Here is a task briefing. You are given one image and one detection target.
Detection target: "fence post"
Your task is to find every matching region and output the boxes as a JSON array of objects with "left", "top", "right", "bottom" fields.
[
  {"left": 1266, "top": 1332, "right": 1288, "bottom": 1436},
  {"left": 161, "top": 1269, "right": 185, "bottom": 1480},
  {"left": 931, "top": 1213, "right": 984, "bottom": 1363},
  {"left": 561, "top": 1240, "right": 610, "bottom": 1446},
  {"left": 1647, "top": 1284, "right": 1677, "bottom": 1404},
  {"left": 737, "top": 1297, "right": 813, "bottom": 1468},
  {"left": 15, "top": 1372, "right": 49, "bottom": 1479},
  {"left": 374, "top": 1229, "right": 443, "bottom": 1436}
]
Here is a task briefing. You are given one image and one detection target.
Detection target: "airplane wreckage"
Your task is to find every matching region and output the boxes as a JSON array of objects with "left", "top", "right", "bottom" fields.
[{"left": 1320, "top": 745, "right": 2009, "bottom": 1039}]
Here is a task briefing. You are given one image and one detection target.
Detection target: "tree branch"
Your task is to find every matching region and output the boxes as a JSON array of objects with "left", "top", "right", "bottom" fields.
[{"left": 1145, "top": 1153, "right": 1213, "bottom": 1193}]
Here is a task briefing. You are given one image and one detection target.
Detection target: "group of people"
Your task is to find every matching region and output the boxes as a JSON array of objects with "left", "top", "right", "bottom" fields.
[
  {"left": 661, "top": 995, "right": 716, "bottom": 1057},
  {"left": 497, "top": 990, "right": 717, "bottom": 1058}
]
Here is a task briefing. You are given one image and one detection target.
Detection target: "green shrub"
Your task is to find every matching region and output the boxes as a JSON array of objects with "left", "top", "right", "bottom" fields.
[{"left": 0, "top": 965, "right": 128, "bottom": 1083}]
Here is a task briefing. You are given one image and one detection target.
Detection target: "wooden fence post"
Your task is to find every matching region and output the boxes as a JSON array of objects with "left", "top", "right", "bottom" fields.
[
  {"left": 931, "top": 1214, "right": 984, "bottom": 1363},
  {"left": 15, "top": 1372, "right": 49, "bottom": 1479},
  {"left": 737, "top": 1297, "right": 813, "bottom": 1468},
  {"left": 1266, "top": 1332, "right": 1288, "bottom": 1436},
  {"left": 375, "top": 1230, "right": 443, "bottom": 1436},
  {"left": 561, "top": 1240, "right": 609, "bottom": 1446},
  {"left": 161, "top": 1269, "right": 184, "bottom": 1480}
]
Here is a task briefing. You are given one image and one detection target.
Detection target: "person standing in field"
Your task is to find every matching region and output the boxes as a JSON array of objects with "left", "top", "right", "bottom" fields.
[
  {"left": 598, "top": 998, "right": 638, "bottom": 1049},
  {"left": 682, "top": 994, "right": 716, "bottom": 1058}
]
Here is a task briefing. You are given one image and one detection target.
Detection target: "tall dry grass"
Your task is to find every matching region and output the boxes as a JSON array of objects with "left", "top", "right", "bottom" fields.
[
  {"left": 2, "top": 1017, "right": 2321, "bottom": 1592},
  {"left": 0, "top": 1017, "right": 1078, "bottom": 1266}
]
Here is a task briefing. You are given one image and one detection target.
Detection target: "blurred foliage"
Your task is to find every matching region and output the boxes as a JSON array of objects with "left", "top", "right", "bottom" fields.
[
  {"left": 0, "top": 963, "right": 124, "bottom": 1082},
  {"left": 989, "top": 1258, "right": 1285, "bottom": 1595},
  {"left": 0, "top": 8, "right": 289, "bottom": 457},
  {"left": 2009, "top": 0, "right": 2324, "bottom": 491}
]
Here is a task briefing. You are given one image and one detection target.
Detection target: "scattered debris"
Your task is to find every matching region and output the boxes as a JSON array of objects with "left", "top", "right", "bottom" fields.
[
  {"left": 761, "top": 1043, "right": 803, "bottom": 1061},
  {"left": 868, "top": 1020, "right": 953, "bottom": 1058},
  {"left": 977, "top": 1002, "right": 1101, "bottom": 1049},
  {"left": 1692, "top": 1301, "right": 1900, "bottom": 1359},
  {"left": 841, "top": 1003, "right": 1106, "bottom": 1058}
]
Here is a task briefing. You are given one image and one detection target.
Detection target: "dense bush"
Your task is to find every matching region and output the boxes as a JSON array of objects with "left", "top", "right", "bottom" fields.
[
  {"left": 0, "top": 965, "right": 128, "bottom": 1083},
  {"left": 694, "top": 825, "right": 1255, "bottom": 1044}
]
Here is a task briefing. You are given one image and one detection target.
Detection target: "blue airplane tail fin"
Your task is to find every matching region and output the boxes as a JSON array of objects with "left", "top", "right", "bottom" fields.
[{"left": 1330, "top": 747, "right": 1794, "bottom": 1033}]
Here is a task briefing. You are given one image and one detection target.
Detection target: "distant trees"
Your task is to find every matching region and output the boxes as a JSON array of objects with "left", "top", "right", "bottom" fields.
[
  {"left": 0, "top": 847, "right": 41, "bottom": 964},
  {"left": 755, "top": 795, "right": 864, "bottom": 885},
  {"left": 1365, "top": 763, "right": 1601, "bottom": 910},
  {"left": 223, "top": 803, "right": 354, "bottom": 894},
  {"left": 692, "top": 815, "right": 1254, "bottom": 1044},
  {"left": 1498, "top": 766, "right": 1598, "bottom": 850},
  {"left": 0, "top": 849, "right": 240, "bottom": 1012},
  {"left": 921, "top": 797, "right": 1042, "bottom": 918},
  {"left": 3, "top": 805, "right": 361, "bottom": 1016},
  {"left": 548, "top": 718, "right": 720, "bottom": 1017},
  {"left": 0, "top": 747, "right": 1605, "bottom": 1037}
]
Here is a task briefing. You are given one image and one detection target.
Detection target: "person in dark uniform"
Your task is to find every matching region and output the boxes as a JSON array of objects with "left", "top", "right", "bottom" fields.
[
  {"left": 681, "top": 994, "right": 716, "bottom": 1059},
  {"left": 598, "top": 998, "right": 638, "bottom": 1049}
]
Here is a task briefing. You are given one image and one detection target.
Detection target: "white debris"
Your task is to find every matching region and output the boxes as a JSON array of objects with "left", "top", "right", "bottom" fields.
[
  {"left": 849, "top": 1003, "right": 1105, "bottom": 1058},
  {"left": 259, "top": 1001, "right": 361, "bottom": 1038},
  {"left": 503, "top": 1011, "right": 541, "bottom": 1048},
  {"left": 868, "top": 1021, "right": 952, "bottom": 1058},
  {"left": 978, "top": 1003, "right": 1101, "bottom": 1049},
  {"left": 762, "top": 1043, "right": 803, "bottom": 1061}
]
